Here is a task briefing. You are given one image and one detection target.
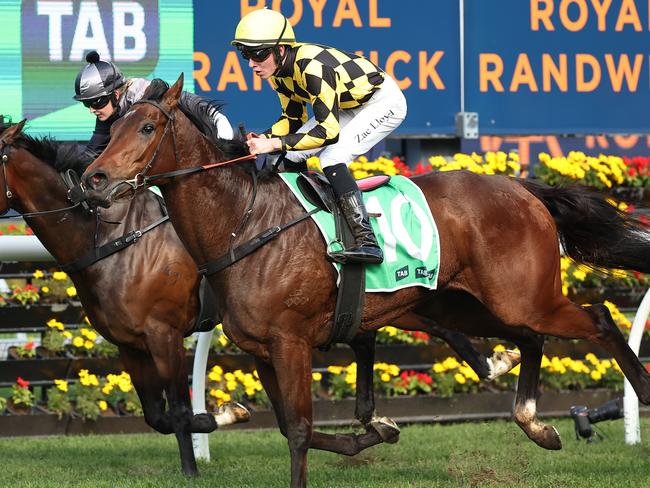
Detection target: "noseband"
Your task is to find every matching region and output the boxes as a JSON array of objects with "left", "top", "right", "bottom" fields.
[{"left": 108, "top": 99, "right": 256, "bottom": 201}]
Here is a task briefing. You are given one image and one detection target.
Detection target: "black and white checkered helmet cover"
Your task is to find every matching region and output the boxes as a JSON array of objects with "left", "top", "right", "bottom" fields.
[{"left": 73, "top": 51, "right": 125, "bottom": 101}]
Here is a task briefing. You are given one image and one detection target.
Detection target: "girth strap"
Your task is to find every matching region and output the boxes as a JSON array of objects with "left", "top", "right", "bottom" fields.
[
  {"left": 60, "top": 215, "right": 169, "bottom": 274},
  {"left": 198, "top": 208, "right": 320, "bottom": 276}
]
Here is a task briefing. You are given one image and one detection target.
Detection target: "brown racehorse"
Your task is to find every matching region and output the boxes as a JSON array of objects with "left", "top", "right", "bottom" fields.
[
  {"left": 82, "top": 75, "right": 650, "bottom": 487},
  {"left": 0, "top": 118, "right": 516, "bottom": 473}
]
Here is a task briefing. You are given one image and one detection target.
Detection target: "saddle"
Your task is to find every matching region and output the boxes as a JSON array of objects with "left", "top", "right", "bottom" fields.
[
  {"left": 295, "top": 171, "right": 391, "bottom": 349},
  {"left": 296, "top": 172, "right": 390, "bottom": 213}
]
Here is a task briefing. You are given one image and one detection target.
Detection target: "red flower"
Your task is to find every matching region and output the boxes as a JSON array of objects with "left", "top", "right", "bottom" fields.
[
  {"left": 26, "top": 227, "right": 33, "bottom": 235},
  {"left": 7, "top": 224, "right": 16, "bottom": 232},
  {"left": 23, "top": 341, "right": 34, "bottom": 351},
  {"left": 16, "top": 377, "right": 30, "bottom": 388}
]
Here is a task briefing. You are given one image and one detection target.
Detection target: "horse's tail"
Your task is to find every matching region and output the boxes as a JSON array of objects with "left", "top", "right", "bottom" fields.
[{"left": 518, "top": 179, "right": 650, "bottom": 273}]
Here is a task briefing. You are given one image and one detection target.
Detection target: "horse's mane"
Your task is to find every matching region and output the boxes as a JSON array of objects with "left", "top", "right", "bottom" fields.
[
  {"left": 0, "top": 122, "right": 91, "bottom": 175},
  {"left": 142, "top": 79, "right": 249, "bottom": 161}
]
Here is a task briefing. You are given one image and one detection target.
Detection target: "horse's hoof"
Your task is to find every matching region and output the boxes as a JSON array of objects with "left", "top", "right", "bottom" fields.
[
  {"left": 191, "top": 412, "right": 218, "bottom": 433},
  {"left": 487, "top": 349, "right": 521, "bottom": 380},
  {"left": 214, "top": 402, "right": 251, "bottom": 427},
  {"left": 538, "top": 425, "right": 562, "bottom": 450},
  {"left": 369, "top": 416, "right": 400, "bottom": 444}
]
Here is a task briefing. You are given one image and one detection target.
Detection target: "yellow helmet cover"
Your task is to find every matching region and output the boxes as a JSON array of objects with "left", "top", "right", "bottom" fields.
[{"left": 232, "top": 8, "right": 296, "bottom": 48}]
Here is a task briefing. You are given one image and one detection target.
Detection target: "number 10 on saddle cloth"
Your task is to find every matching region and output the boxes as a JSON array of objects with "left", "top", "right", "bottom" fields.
[{"left": 280, "top": 173, "right": 440, "bottom": 292}]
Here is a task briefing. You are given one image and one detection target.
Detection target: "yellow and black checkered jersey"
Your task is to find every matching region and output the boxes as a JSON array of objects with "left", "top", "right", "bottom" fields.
[{"left": 264, "top": 43, "right": 385, "bottom": 151}]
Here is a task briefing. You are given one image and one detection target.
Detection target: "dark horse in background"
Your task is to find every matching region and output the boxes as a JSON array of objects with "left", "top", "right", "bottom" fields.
[
  {"left": 83, "top": 75, "right": 650, "bottom": 487},
  {"left": 0, "top": 119, "right": 516, "bottom": 475},
  {"left": 0, "top": 120, "right": 253, "bottom": 475}
]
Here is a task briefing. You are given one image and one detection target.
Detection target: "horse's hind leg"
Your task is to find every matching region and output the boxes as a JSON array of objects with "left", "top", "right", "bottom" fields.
[
  {"left": 534, "top": 300, "right": 650, "bottom": 404},
  {"left": 392, "top": 312, "right": 521, "bottom": 380},
  {"left": 509, "top": 331, "right": 561, "bottom": 450},
  {"left": 255, "top": 356, "right": 386, "bottom": 457}
]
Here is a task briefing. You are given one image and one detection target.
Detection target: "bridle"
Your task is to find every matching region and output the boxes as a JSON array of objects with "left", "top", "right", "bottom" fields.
[
  {"left": 106, "top": 99, "right": 256, "bottom": 202},
  {"left": 0, "top": 139, "right": 82, "bottom": 218}
]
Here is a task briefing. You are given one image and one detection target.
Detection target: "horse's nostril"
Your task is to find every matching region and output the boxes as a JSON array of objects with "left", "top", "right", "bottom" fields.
[{"left": 87, "top": 171, "right": 108, "bottom": 190}]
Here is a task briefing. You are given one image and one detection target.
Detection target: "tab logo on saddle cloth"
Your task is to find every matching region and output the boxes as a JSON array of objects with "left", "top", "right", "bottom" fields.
[{"left": 280, "top": 173, "right": 440, "bottom": 293}]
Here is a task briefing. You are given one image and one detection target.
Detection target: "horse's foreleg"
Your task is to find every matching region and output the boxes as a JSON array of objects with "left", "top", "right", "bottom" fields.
[
  {"left": 349, "top": 331, "right": 400, "bottom": 443},
  {"left": 118, "top": 346, "right": 173, "bottom": 434},
  {"left": 257, "top": 353, "right": 386, "bottom": 459},
  {"left": 146, "top": 330, "right": 198, "bottom": 477},
  {"left": 270, "top": 340, "right": 314, "bottom": 488},
  {"left": 511, "top": 333, "right": 561, "bottom": 450}
]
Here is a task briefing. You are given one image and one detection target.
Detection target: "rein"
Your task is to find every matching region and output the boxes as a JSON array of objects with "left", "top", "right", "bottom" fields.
[
  {"left": 115, "top": 98, "right": 320, "bottom": 276},
  {"left": 109, "top": 99, "right": 256, "bottom": 200}
]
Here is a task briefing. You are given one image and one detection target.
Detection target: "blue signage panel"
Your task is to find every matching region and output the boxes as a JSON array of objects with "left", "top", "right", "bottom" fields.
[
  {"left": 193, "top": 1, "right": 460, "bottom": 135},
  {"left": 464, "top": 0, "right": 650, "bottom": 135}
]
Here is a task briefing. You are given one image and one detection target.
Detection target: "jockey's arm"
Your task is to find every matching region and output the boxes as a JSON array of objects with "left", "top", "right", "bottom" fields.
[
  {"left": 83, "top": 117, "right": 113, "bottom": 160},
  {"left": 278, "top": 62, "right": 340, "bottom": 152},
  {"left": 178, "top": 91, "right": 234, "bottom": 140}
]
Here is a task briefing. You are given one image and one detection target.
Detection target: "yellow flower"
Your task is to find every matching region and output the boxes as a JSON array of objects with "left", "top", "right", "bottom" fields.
[
  {"left": 52, "top": 271, "right": 68, "bottom": 281},
  {"left": 454, "top": 373, "right": 466, "bottom": 384},
  {"left": 32, "top": 270, "right": 44, "bottom": 279},
  {"left": 590, "top": 370, "right": 602, "bottom": 381},
  {"left": 98, "top": 400, "right": 108, "bottom": 411},
  {"left": 66, "top": 286, "right": 77, "bottom": 297},
  {"left": 226, "top": 380, "right": 238, "bottom": 391},
  {"left": 312, "top": 372, "right": 322, "bottom": 382},
  {"left": 47, "top": 319, "right": 64, "bottom": 331},
  {"left": 63, "top": 331, "right": 72, "bottom": 339},
  {"left": 380, "top": 373, "right": 390, "bottom": 382},
  {"left": 102, "top": 384, "right": 113, "bottom": 395},
  {"left": 41, "top": 286, "right": 50, "bottom": 294},
  {"left": 432, "top": 363, "right": 445, "bottom": 374},
  {"left": 208, "top": 370, "right": 222, "bottom": 382},
  {"left": 54, "top": 379, "right": 68, "bottom": 392},
  {"left": 72, "top": 337, "right": 84, "bottom": 348},
  {"left": 572, "top": 269, "right": 587, "bottom": 281},
  {"left": 84, "top": 340, "right": 94, "bottom": 349},
  {"left": 327, "top": 366, "right": 343, "bottom": 375}
]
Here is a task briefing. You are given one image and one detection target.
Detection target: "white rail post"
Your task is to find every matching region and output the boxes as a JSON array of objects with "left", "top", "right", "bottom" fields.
[
  {"left": 624, "top": 288, "right": 650, "bottom": 444},
  {"left": 191, "top": 328, "right": 215, "bottom": 461}
]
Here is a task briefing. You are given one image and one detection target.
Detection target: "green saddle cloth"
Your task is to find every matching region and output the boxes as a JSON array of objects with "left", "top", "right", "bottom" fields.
[{"left": 279, "top": 173, "right": 440, "bottom": 292}]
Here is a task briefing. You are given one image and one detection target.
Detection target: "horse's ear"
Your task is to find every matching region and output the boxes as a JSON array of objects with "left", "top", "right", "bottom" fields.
[
  {"left": 162, "top": 73, "right": 184, "bottom": 112},
  {"left": 0, "top": 119, "right": 26, "bottom": 144}
]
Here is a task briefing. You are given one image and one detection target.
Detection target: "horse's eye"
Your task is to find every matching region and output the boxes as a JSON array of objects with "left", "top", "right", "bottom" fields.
[{"left": 141, "top": 124, "right": 155, "bottom": 134}]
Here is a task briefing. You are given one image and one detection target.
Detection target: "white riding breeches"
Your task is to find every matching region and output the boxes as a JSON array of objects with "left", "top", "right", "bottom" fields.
[{"left": 284, "top": 75, "right": 407, "bottom": 169}]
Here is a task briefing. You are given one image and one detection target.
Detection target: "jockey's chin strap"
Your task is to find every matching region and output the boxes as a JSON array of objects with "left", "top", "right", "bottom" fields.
[{"left": 0, "top": 141, "right": 82, "bottom": 219}]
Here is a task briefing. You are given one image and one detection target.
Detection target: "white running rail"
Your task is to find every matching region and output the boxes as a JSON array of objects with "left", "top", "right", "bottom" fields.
[{"left": 624, "top": 287, "right": 650, "bottom": 444}]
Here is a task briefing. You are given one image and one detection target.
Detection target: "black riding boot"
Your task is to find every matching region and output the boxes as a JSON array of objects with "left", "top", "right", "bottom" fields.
[
  {"left": 329, "top": 190, "right": 384, "bottom": 264},
  {"left": 323, "top": 163, "right": 383, "bottom": 265}
]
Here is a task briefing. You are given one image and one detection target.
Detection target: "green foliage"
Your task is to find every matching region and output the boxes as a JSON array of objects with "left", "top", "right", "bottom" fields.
[{"left": 47, "top": 387, "right": 73, "bottom": 420}]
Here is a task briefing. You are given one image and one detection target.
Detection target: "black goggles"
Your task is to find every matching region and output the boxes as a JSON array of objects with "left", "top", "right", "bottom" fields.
[
  {"left": 239, "top": 47, "right": 273, "bottom": 63},
  {"left": 82, "top": 95, "right": 111, "bottom": 110}
]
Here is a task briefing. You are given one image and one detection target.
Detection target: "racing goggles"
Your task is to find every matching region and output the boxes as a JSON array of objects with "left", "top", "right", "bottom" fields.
[
  {"left": 239, "top": 46, "right": 274, "bottom": 63},
  {"left": 82, "top": 95, "right": 112, "bottom": 110}
]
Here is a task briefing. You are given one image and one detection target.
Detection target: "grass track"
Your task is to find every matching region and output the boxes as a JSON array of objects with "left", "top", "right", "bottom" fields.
[{"left": 1, "top": 418, "right": 650, "bottom": 487}]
